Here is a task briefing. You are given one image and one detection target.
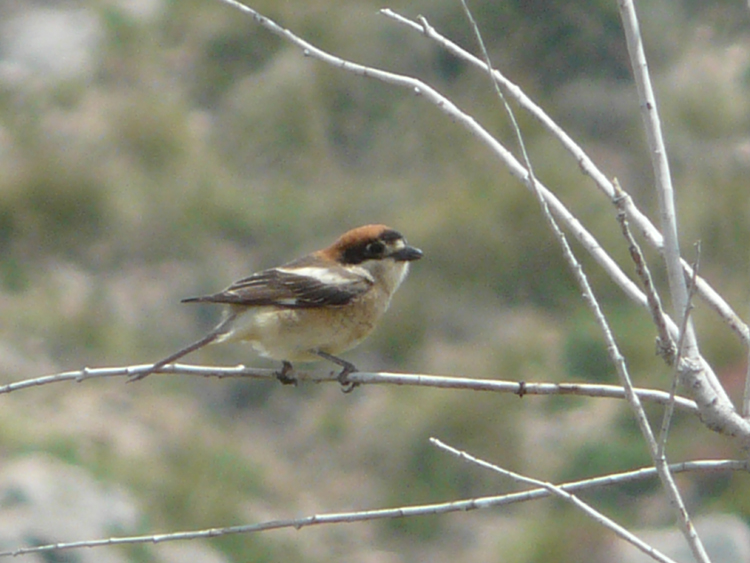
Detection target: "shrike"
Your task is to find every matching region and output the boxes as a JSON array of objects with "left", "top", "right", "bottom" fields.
[{"left": 131, "top": 224, "right": 422, "bottom": 387}]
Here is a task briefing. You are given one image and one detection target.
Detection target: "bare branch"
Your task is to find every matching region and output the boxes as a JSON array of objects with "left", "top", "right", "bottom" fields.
[
  {"left": 454, "top": 12, "right": 698, "bottom": 553},
  {"left": 659, "top": 244, "right": 701, "bottom": 457},
  {"left": 614, "top": 180, "right": 676, "bottom": 364},
  {"left": 500, "top": 64, "right": 710, "bottom": 559},
  {"left": 214, "top": 2, "right": 653, "bottom": 328},
  {"left": 619, "top": 2, "right": 712, "bottom": 560},
  {"left": 7, "top": 0, "right": 747, "bottom": 444},
  {"left": 619, "top": 1, "right": 687, "bottom": 320},
  {"left": 431, "top": 438, "right": 679, "bottom": 563},
  {"left": 447, "top": 9, "right": 692, "bottom": 538},
  {"left": 377, "top": 6, "right": 748, "bottom": 444},
  {"left": 0, "top": 365, "right": 699, "bottom": 412},
  {"left": 0, "top": 364, "right": 278, "bottom": 393},
  {"left": 2, "top": 458, "right": 744, "bottom": 558},
  {"left": 381, "top": 8, "right": 750, "bottom": 348}
]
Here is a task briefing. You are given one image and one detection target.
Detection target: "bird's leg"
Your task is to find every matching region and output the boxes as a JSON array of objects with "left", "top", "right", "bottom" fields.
[
  {"left": 314, "top": 350, "right": 358, "bottom": 393},
  {"left": 275, "top": 360, "right": 297, "bottom": 385}
]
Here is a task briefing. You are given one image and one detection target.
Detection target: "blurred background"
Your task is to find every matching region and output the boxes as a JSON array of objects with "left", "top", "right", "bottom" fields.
[{"left": 1, "top": 0, "right": 750, "bottom": 561}]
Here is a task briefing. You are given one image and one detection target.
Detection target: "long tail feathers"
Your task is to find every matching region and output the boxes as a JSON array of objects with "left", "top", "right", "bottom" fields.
[
  {"left": 129, "top": 312, "right": 237, "bottom": 382},
  {"left": 129, "top": 332, "right": 220, "bottom": 382}
]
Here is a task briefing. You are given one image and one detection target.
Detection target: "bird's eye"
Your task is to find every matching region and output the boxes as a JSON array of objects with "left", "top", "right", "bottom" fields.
[{"left": 366, "top": 241, "right": 386, "bottom": 256}]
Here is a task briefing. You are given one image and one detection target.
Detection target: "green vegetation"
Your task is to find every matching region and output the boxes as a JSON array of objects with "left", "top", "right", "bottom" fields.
[{"left": 1, "top": 0, "right": 749, "bottom": 561}]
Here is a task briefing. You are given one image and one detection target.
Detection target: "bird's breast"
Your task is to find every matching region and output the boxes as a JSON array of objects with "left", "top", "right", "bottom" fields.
[{"left": 220, "top": 288, "right": 391, "bottom": 362}]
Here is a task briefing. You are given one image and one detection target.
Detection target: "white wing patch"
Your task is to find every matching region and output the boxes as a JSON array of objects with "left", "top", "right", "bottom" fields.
[
  {"left": 276, "top": 266, "right": 374, "bottom": 286},
  {"left": 274, "top": 298, "right": 302, "bottom": 306}
]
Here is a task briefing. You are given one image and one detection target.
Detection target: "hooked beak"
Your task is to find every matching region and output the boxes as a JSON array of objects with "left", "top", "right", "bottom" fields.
[{"left": 391, "top": 245, "right": 423, "bottom": 262}]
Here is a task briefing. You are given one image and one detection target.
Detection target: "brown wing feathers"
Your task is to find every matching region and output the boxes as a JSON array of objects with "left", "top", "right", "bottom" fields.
[{"left": 181, "top": 267, "right": 371, "bottom": 309}]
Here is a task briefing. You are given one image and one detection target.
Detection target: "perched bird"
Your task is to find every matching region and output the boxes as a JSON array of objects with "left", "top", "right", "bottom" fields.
[{"left": 130, "top": 225, "right": 423, "bottom": 387}]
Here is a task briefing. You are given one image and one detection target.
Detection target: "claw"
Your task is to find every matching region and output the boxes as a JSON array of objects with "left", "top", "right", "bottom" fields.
[
  {"left": 337, "top": 363, "right": 358, "bottom": 393},
  {"left": 275, "top": 361, "right": 298, "bottom": 385},
  {"left": 314, "top": 350, "right": 359, "bottom": 392}
]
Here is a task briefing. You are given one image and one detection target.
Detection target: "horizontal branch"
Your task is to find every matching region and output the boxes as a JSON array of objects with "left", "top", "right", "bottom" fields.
[
  {"left": 2, "top": 458, "right": 743, "bottom": 558},
  {"left": 0, "top": 363, "right": 699, "bottom": 413},
  {"left": 205, "top": 1, "right": 749, "bottom": 442}
]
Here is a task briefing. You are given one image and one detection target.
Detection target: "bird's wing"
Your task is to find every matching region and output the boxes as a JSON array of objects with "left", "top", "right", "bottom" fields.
[{"left": 182, "top": 259, "right": 373, "bottom": 308}]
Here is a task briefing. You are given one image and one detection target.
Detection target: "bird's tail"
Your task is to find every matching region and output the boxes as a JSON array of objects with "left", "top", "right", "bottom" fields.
[{"left": 129, "top": 311, "right": 238, "bottom": 382}]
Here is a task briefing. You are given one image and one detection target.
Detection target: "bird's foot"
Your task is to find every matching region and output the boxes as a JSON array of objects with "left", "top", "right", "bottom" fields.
[
  {"left": 336, "top": 362, "right": 359, "bottom": 393},
  {"left": 275, "top": 361, "right": 298, "bottom": 385},
  {"left": 313, "top": 350, "right": 359, "bottom": 393}
]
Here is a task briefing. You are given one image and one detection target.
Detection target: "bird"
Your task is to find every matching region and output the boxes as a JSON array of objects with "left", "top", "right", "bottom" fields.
[{"left": 130, "top": 224, "right": 423, "bottom": 388}]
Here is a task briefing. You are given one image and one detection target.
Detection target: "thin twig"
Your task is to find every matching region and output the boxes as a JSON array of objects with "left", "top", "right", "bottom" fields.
[
  {"left": 379, "top": 5, "right": 748, "bottom": 447},
  {"left": 381, "top": 8, "right": 750, "bottom": 348},
  {"left": 431, "top": 438, "right": 679, "bottom": 563},
  {"left": 0, "top": 366, "right": 699, "bottom": 412},
  {"left": 7, "top": 0, "right": 741, "bottom": 443},
  {"left": 6, "top": 0, "right": 726, "bottom": 440},
  {"left": 659, "top": 242, "right": 700, "bottom": 456},
  {"left": 619, "top": 2, "right": 711, "bottom": 560},
  {"left": 0, "top": 364, "right": 277, "bottom": 393},
  {"left": 2, "top": 458, "right": 743, "bottom": 558},
  {"left": 214, "top": 1, "right": 655, "bottom": 330},
  {"left": 613, "top": 179, "right": 676, "bottom": 364},
  {"left": 455, "top": 4, "right": 704, "bottom": 558},
  {"left": 456, "top": 0, "right": 531, "bottom": 173},
  {"left": 619, "top": 1, "right": 688, "bottom": 324},
  {"left": 537, "top": 137, "right": 704, "bottom": 563},
  {"left": 659, "top": 244, "right": 701, "bottom": 457}
]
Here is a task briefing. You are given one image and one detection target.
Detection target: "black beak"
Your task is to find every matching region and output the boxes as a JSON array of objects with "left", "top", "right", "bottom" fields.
[{"left": 391, "top": 245, "right": 423, "bottom": 262}]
